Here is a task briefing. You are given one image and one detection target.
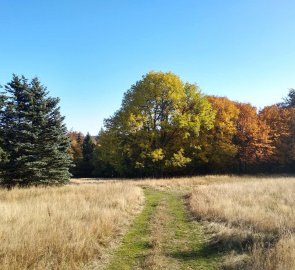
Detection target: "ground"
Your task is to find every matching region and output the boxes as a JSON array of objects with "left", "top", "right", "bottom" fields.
[
  {"left": 106, "top": 188, "right": 220, "bottom": 270},
  {"left": 1, "top": 176, "right": 295, "bottom": 269}
]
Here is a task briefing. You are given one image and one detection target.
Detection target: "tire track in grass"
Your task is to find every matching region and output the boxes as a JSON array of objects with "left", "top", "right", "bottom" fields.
[
  {"left": 106, "top": 188, "right": 164, "bottom": 270},
  {"left": 143, "top": 197, "right": 179, "bottom": 270},
  {"left": 164, "top": 192, "right": 220, "bottom": 269},
  {"left": 106, "top": 188, "right": 220, "bottom": 270}
]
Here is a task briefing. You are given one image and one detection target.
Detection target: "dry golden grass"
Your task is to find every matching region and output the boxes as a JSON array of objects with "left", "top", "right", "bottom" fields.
[
  {"left": 188, "top": 177, "right": 295, "bottom": 269},
  {"left": 3, "top": 175, "right": 294, "bottom": 269},
  {"left": 143, "top": 200, "right": 173, "bottom": 270},
  {"left": 72, "top": 175, "right": 250, "bottom": 191},
  {"left": 0, "top": 182, "right": 144, "bottom": 270},
  {"left": 249, "top": 235, "right": 295, "bottom": 270},
  {"left": 189, "top": 177, "right": 295, "bottom": 233}
]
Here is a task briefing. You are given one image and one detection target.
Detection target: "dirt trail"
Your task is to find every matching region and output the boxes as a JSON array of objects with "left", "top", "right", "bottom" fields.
[{"left": 105, "top": 188, "right": 220, "bottom": 270}]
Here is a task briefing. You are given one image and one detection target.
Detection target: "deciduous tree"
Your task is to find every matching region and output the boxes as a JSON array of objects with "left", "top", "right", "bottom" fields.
[
  {"left": 68, "top": 131, "right": 84, "bottom": 177},
  {"left": 260, "top": 103, "right": 295, "bottom": 171},
  {"left": 196, "top": 96, "right": 239, "bottom": 172},
  {"left": 234, "top": 103, "right": 273, "bottom": 172},
  {"left": 93, "top": 71, "right": 215, "bottom": 177}
]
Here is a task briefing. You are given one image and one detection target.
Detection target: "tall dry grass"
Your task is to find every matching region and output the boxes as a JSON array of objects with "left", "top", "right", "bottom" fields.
[
  {"left": 188, "top": 177, "right": 295, "bottom": 269},
  {"left": 0, "top": 182, "right": 144, "bottom": 270},
  {"left": 72, "top": 175, "right": 248, "bottom": 191},
  {"left": 189, "top": 177, "right": 295, "bottom": 233}
]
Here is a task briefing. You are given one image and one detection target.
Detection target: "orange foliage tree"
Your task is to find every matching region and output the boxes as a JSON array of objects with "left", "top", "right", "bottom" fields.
[
  {"left": 260, "top": 105, "right": 295, "bottom": 171},
  {"left": 234, "top": 103, "right": 273, "bottom": 172},
  {"left": 196, "top": 96, "right": 240, "bottom": 172}
]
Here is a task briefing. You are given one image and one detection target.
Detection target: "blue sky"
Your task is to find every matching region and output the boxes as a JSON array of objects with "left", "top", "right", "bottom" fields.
[{"left": 1, "top": 1, "right": 294, "bottom": 134}]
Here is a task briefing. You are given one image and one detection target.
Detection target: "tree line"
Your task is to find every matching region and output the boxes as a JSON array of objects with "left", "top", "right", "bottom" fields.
[
  {"left": 0, "top": 72, "right": 294, "bottom": 186},
  {"left": 69, "top": 71, "right": 295, "bottom": 178}
]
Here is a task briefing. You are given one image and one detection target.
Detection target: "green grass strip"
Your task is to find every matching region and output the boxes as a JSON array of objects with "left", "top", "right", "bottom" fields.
[
  {"left": 106, "top": 188, "right": 220, "bottom": 270},
  {"left": 106, "top": 188, "right": 164, "bottom": 270},
  {"left": 164, "top": 191, "right": 220, "bottom": 269}
]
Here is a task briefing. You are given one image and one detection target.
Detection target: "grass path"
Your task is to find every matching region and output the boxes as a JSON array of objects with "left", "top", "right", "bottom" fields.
[{"left": 105, "top": 188, "right": 220, "bottom": 270}]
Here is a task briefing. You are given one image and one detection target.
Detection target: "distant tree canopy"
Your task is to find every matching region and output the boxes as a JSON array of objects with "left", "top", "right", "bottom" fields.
[
  {"left": 91, "top": 72, "right": 215, "bottom": 177},
  {"left": 0, "top": 75, "right": 72, "bottom": 187},
  {"left": 260, "top": 104, "right": 295, "bottom": 171},
  {"left": 195, "top": 96, "right": 240, "bottom": 173},
  {"left": 67, "top": 72, "right": 295, "bottom": 177},
  {"left": 69, "top": 72, "right": 295, "bottom": 177},
  {"left": 68, "top": 131, "right": 96, "bottom": 177},
  {"left": 68, "top": 131, "right": 84, "bottom": 177},
  {"left": 282, "top": 89, "right": 295, "bottom": 108},
  {"left": 2, "top": 72, "right": 293, "bottom": 182}
]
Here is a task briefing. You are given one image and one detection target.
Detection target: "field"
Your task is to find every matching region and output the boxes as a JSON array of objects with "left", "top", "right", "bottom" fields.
[
  {"left": 189, "top": 177, "right": 295, "bottom": 269},
  {"left": 1, "top": 176, "right": 295, "bottom": 269},
  {"left": 0, "top": 183, "right": 144, "bottom": 269}
]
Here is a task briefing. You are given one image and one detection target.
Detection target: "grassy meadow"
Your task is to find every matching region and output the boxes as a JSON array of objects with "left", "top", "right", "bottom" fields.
[
  {"left": 0, "top": 183, "right": 144, "bottom": 269},
  {"left": 1, "top": 176, "right": 295, "bottom": 269}
]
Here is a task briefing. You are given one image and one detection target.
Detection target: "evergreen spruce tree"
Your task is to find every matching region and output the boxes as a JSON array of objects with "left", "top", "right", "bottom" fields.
[
  {"left": 282, "top": 89, "right": 295, "bottom": 108},
  {"left": 81, "top": 133, "right": 95, "bottom": 177},
  {"left": 0, "top": 86, "right": 8, "bottom": 163},
  {"left": 0, "top": 75, "right": 72, "bottom": 187}
]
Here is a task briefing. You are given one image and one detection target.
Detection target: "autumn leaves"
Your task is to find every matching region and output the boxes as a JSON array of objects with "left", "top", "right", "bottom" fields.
[{"left": 70, "top": 72, "right": 295, "bottom": 177}]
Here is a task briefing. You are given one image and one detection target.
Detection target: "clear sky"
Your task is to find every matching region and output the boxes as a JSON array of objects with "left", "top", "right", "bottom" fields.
[{"left": 1, "top": 0, "right": 294, "bottom": 135}]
